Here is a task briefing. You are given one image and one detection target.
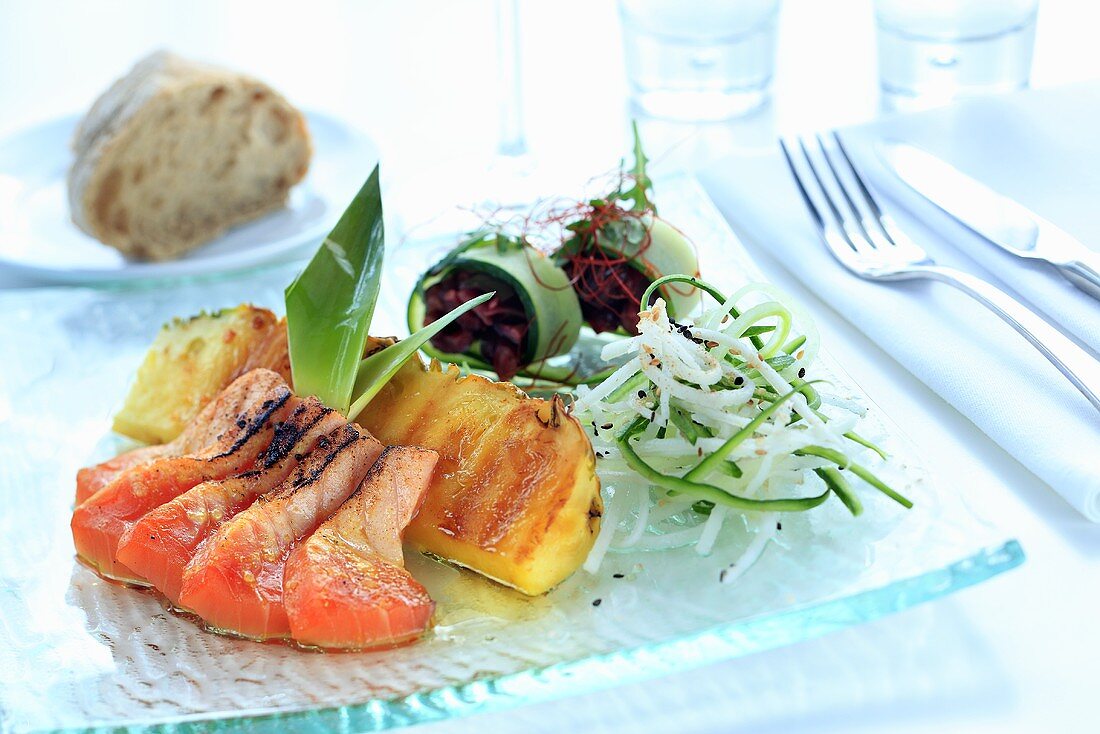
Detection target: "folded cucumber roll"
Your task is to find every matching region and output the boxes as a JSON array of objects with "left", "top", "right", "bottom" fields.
[
  {"left": 552, "top": 123, "right": 700, "bottom": 334},
  {"left": 408, "top": 233, "right": 583, "bottom": 379},
  {"left": 555, "top": 210, "right": 701, "bottom": 334}
]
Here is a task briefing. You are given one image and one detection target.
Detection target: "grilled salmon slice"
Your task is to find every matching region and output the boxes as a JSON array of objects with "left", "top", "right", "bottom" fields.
[
  {"left": 76, "top": 445, "right": 164, "bottom": 506},
  {"left": 75, "top": 381, "right": 253, "bottom": 505},
  {"left": 70, "top": 369, "right": 292, "bottom": 583},
  {"left": 285, "top": 446, "right": 438, "bottom": 649},
  {"left": 178, "top": 424, "right": 384, "bottom": 640},
  {"left": 115, "top": 397, "right": 344, "bottom": 604}
]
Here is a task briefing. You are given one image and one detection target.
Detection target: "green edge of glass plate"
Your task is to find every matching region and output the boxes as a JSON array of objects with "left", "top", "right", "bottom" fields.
[{"left": 59, "top": 540, "right": 1023, "bottom": 734}]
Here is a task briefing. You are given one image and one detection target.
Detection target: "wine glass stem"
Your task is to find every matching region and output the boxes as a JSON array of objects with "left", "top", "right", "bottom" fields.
[{"left": 496, "top": 0, "right": 527, "bottom": 158}]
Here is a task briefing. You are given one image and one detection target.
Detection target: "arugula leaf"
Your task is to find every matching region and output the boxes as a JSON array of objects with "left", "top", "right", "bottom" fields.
[
  {"left": 621, "top": 120, "right": 654, "bottom": 213},
  {"left": 347, "top": 292, "right": 495, "bottom": 419},
  {"left": 285, "top": 166, "right": 385, "bottom": 415}
]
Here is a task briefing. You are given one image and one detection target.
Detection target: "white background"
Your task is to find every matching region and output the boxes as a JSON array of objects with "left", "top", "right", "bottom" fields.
[{"left": 1, "top": 1, "right": 1098, "bottom": 732}]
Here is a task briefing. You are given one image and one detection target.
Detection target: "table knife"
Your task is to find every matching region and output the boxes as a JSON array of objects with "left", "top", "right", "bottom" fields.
[{"left": 878, "top": 141, "right": 1100, "bottom": 301}]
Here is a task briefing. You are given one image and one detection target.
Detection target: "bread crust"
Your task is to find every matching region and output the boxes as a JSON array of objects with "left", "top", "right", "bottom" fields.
[{"left": 68, "top": 51, "right": 312, "bottom": 261}]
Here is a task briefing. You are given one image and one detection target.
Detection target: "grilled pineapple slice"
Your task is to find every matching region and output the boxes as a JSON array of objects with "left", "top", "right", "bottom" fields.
[
  {"left": 359, "top": 358, "right": 602, "bottom": 595},
  {"left": 113, "top": 305, "right": 279, "bottom": 444}
]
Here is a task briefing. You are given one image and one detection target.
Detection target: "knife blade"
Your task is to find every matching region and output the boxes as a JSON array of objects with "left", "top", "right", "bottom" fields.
[{"left": 878, "top": 141, "right": 1100, "bottom": 301}]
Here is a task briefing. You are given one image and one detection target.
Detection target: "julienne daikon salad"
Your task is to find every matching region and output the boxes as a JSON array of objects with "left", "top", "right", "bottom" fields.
[{"left": 574, "top": 275, "right": 912, "bottom": 582}]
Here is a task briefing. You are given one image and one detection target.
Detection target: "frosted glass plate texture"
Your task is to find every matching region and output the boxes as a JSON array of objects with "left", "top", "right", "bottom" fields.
[{"left": 0, "top": 177, "right": 1023, "bottom": 733}]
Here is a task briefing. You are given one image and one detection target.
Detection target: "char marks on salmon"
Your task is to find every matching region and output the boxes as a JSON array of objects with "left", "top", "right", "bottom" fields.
[
  {"left": 74, "top": 367, "right": 439, "bottom": 648},
  {"left": 176, "top": 423, "right": 384, "bottom": 640},
  {"left": 115, "top": 395, "right": 343, "bottom": 604},
  {"left": 71, "top": 369, "right": 293, "bottom": 583},
  {"left": 284, "top": 445, "right": 438, "bottom": 649}
]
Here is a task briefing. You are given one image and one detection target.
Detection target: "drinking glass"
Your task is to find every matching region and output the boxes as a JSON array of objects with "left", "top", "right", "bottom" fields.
[
  {"left": 618, "top": 0, "right": 781, "bottom": 122},
  {"left": 875, "top": 0, "right": 1039, "bottom": 111},
  {"left": 390, "top": 0, "right": 538, "bottom": 241}
]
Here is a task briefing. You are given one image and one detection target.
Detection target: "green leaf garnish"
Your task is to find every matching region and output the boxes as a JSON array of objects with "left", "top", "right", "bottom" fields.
[
  {"left": 285, "top": 166, "right": 385, "bottom": 415},
  {"left": 347, "top": 292, "right": 494, "bottom": 419},
  {"left": 621, "top": 121, "right": 654, "bottom": 213}
]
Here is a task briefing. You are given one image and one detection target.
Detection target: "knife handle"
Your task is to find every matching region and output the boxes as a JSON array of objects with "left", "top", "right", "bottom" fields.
[
  {"left": 923, "top": 265, "right": 1100, "bottom": 413},
  {"left": 1061, "top": 256, "right": 1100, "bottom": 301}
]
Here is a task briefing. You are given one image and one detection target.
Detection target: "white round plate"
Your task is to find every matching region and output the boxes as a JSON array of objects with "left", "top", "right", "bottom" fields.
[{"left": 0, "top": 111, "right": 378, "bottom": 284}]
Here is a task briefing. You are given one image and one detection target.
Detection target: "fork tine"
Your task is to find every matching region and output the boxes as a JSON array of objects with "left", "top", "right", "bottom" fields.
[
  {"left": 814, "top": 133, "right": 878, "bottom": 249},
  {"left": 794, "top": 136, "right": 877, "bottom": 255},
  {"left": 780, "top": 137, "right": 850, "bottom": 252},
  {"left": 830, "top": 132, "right": 908, "bottom": 249},
  {"left": 780, "top": 136, "right": 866, "bottom": 261},
  {"left": 796, "top": 137, "right": 850, "bottom": 237},
  {"left": 830, "top": 133, "right": 887, "bottom": 223},
  {"left": 778, "top": 138, "right": 826, "bottom": 231}
]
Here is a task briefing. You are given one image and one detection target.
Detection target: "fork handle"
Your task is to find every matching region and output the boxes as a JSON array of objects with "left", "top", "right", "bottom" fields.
[
  {"left": 920, "top": 265, "right": 1100, "bottom": 413},
  {"left": 1061, "top": 256, "right": 1100, "bottom": 301}
]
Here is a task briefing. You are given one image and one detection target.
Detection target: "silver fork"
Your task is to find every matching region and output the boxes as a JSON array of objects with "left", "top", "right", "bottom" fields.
[{"left": 781, "top": 132, "right": 1100, "bottom": 414}]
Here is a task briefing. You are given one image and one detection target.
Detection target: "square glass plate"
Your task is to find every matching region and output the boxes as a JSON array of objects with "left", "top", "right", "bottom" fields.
[{"left": 0, "top": 177, "right": 1023, "bottom": 734}]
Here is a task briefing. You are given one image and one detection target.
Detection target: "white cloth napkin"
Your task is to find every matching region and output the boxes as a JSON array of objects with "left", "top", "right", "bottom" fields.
[{"left": 699, "top": 83, "right": 1100, "bottom": 522}]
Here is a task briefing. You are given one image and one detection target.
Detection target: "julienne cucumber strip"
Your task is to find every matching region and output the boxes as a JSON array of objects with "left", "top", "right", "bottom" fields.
[
  {"left": 669, "top": 406, "right": 702, "bottom": 445},
  {"left": 423, "top": 343, "right": 620, "bottom": 389},
  {"left": 796, "top": 446, "right": 912, "bottom": 509},
  {"left": 683, "top": 385, "right": 820, "bottom": 482},
  {"left": 815, "top": 467, "right": 862, "bottom": 517},
  {"left": 582, "top": 271, "right": 909, "bottom": 522},
  {"left": 607, "top": 371, "right": 649, "bottom": 403},
  {"left": 641, "top": 274, "right": 767, "bottom": 351},
  {"left": 748, "top": 385, "right": 888, "bottom": 460},
  {"left": 783, "top": 334, "right": 808, "bottom": 356},
  {"left": 616, "top": 417, "right": 832, "bottom": 512},
  {"left": 841, "top": 431, "right": 890, "bottom": 462}
]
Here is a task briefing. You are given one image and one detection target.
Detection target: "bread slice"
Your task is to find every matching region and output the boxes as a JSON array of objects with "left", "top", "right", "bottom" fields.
[{"left": 68, "top": 51, "right": 312, "bottom": 261}]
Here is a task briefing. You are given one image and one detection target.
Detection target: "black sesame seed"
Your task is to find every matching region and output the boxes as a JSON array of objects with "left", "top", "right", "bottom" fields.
[
  {"left": 612, "top": 573, "right": 624, "bottom": 579},
  {"left": 601, "top": 423, "right": 613, "bottom": 430},
  {"left": 638, "top": 390, "right": 646, "bottom": 398},
  {"left": 797, "top": 367, "right": 807, "bottom": 378},
  {"left": 776, "top": 521, "right": 783, "bottom": 530},
  {"left": 734, "top": 376, "right": 744, "bottom": 386},
  {"left": 592, "top": 598, "right": 603, "bottom": 607}
]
